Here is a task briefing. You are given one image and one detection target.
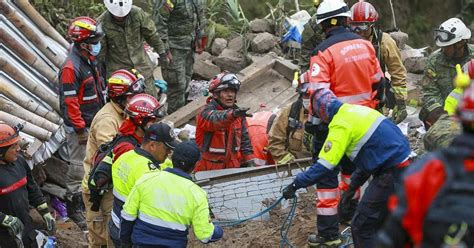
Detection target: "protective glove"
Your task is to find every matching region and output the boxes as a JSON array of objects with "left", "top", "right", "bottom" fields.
[
  {"left": 241, "top": 159, "right": 256, "bottom": 168},
  {"left": 76, "top": 130, "right": 89, "bottom": 145},
  {"left": 1, "top": 214, "right": 24, "bottom": 237},
  {"left": 338, "top": 186, "right": 356, "bottom": 219},
  {"left": 154, "top": 79, "right": 168, "bottom": 94},
  {"left": 303, "top": 131, "right": 314, "bottom": 152},
  {"left": 277, "top": 153, "right": 295, "bottom": 165},
  {"left": 233, "top": 107, "right": 252, "bottom": 118},
  {"left": 37, "top": 203, "right": 56, "bottom": 232},
  {"left": 391, "top": 102, "right": 408, "bottom": 124},
  {"left": 282, "top": 183, "right": 297, "bottom": 200}
]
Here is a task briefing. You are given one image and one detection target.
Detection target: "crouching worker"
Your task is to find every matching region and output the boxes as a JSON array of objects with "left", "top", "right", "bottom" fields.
[
  {"left": 120, "top": 141, "right": 223, "bottom": 247},
  {"left": 195, "top": 72, "right": 255, "bottom": 171},
  {"left": 0, "top": 123, "right": 55, "bottom": 247},
  {"left": 282, "top": 89, "right": 411, "bottom": 248}
]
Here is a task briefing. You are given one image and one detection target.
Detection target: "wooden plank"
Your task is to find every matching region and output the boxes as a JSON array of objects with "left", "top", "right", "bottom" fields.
[
  {"left": 273, "top": 58, "right": 299, "bottom": 81},
  {"left": 164, "top": 55, "right": 276, "bottom": 127}
]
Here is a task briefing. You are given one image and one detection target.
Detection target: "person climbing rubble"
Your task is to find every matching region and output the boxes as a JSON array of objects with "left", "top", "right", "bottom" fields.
[
  {"left": 349, "top": 1, "right": 408, "bottom": 124},
  {"left": 120, "top": 141, "right": 223, "bottom": 247},
  {"left": 246, "top": 111, "right": 276, "bottom": 166},
  {"left": 267, "top": 81, "right": 312, "bottom": 165},
  {"left": 195, "top": 72, "right": 255, "bottom": 171},
  {"left": 110, "top": 122, "right": 178, "bottom": 246},
  {"left": 376, "top": 75, "right": 474, "bottom": 247},
  {"left": 0, "top": 123, "right": 55, "bottom": 247},
  {"left": 282, "top": 88, "right": 411, "bottom": 248},
  {"left": 419, "top": 17, "right": 474, "bottom": 129},
  {"left": 299, "top": 0, "right": 384, "bottom": 245},
  {"left": 59, "top": 16, "right": 106, "bottom": 231}
]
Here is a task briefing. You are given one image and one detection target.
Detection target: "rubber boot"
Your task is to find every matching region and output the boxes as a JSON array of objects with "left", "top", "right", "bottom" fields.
[
  {"left": 308, "top": 234, "right": 342, "bottom": 248},
  {"left": 66, "top": 193, "right": 87, "bottom": 232}
]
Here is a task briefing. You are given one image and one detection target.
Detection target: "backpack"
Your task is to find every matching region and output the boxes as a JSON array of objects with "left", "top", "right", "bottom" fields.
[
  {"left": 372, "top": 28, "right": 396, "bottom": 109},
  {"left": 285, "top": 97, "right": 304, "bottom": 150}
]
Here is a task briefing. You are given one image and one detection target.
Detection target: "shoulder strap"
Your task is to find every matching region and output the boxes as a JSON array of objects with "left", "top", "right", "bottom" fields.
[
  {"left": 285, "top": 98, "right": 303, "bottom": 149},
  {"left": 372, "top": 28, "right": 385, "bottom": 73}
]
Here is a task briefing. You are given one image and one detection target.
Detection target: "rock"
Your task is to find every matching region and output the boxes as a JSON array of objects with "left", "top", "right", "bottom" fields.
[
  {"left": 250, "top": 32, "right": 276, "bottom": 53},
  {"left": 196, "top": 51, "right": 213, "bottom": 61},
  {"left": 193, "top": 59, "right": 221, "bottom": 80},
  {"left": 228, "top": 36, "right": 244, "bottom": 52},
  {"left": 389, "top": 31, "right": 409, "bottom": 49},
  {"left": 404, "top": 57, "right": 427, "bottom": 74},
  {"left": 249, "top": 18, "right": 273, "bottom": 33},
  {"left": 213, "top": 48, "right": 248, "bottom": 73},
  {"left": 211, "top": 38, "right": 228, "bottom": 56},
  {"left": 406, "top": 73, "right": 423, "bottom": 105}
]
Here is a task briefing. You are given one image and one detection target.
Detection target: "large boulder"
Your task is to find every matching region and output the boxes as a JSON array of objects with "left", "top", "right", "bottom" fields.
[
  {"left": 228, "top": 36, "right": 244, "bottom": 52},
  {"left": 249, "top": 18, "right": 273, "bottom": 33},
  {"left": 213, "top": 48, "right": 247, "bottom": 73},
  {"left": 193, "top": 51, "right": 221, "bottom": 80},
  {"left": 250, "top": 32, "right": 276, "bottom": 53},
  {"left": 404, "top": 57, "right": 428, "bottom": 74},
  {"left": 389, "top": 31, "right": 409, "bottom": 49},
  {"left": 211, "top": 38, "right": 228, "bottom": 56}
]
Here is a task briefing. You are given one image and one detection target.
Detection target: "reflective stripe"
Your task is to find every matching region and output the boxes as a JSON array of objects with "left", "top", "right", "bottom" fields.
[
  {"left": 316, "top": 189, "right": 339, "bottom": 199},
  {"left": 209, "top": 147, "right": 225, "bottom": 153},
  {"left": 316, "top": 207, "right": 338, "bottom": 215},
  {"left": 63, "top": 90, "right": 77, "bottom": 96},
  {"left": 338, "top": 92, "right": 372, "bottom": 103},
  {"left": 353, "top": 189, "right": 361, "bottom": 200},
  {"left": 254, "top": 158, "right": 267, "bottom": 166},
  {"left": 121, "top": 210, "right": 137, "bottom": 222},
  {"left": 113, "top": 188, "right": 127, "bottom": 202},
  {"left": 83, "top": 95, "right": 98, "bottom": 101},
  {"left": 318, "top": 158, "right": 336, "bottom": 170},
  {"left": 349, "top": 115, "right": 386, "bottom": 160},
  {"left": 341, "top": 174, "right": 351, "bottom": 185},
  {"left": 112, "top": 211, "right": 121, "bottom": 228},
  {"left": 138, "top": 212, "right": 188, "bottom": 231},
  {"left": 307, "top": 82, "right": 330, "bottom": 91},
  {"left": 448, "top": 91, "right": 462, "bottom": 101}
]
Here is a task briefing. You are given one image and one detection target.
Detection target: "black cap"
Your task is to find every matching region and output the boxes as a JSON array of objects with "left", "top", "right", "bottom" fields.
[
  {"left": 172, "top": 141, "right": 201, "bottom": 170},
  {"left": 144, "top": 123, "right": 179, "bottom": 149}
]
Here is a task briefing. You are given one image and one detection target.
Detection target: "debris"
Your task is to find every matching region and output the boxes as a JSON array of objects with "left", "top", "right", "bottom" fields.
[
  {"left": 193, "top": 58, "right": 221, "bottom": 80},
  {"left": 213, "top": 48, "right": 248, "bottom": 72},
  {"left": 187, "top": 80, "right": 210, "bottom": 101},
  {"left": 389, "top": 31, "right": 409, "bottom": 49},
  {"left": 228, "top": 36, "right": 244, "bottom": 52},
  {"left": 211, "top": 38, "right": 228, "bottom": 56},
  {"left": 249, "top": 18, "right": 273, "bottom": 33},
  {"left": 251, "top": 32, "right": 276, "bottom": 53}
]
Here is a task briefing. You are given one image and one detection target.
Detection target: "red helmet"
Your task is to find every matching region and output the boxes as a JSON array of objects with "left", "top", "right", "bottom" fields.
[
  {"left": 350, "top": 1, "right": 379, "bottom": 23},
  {"left": 0, "top": 123, "right": 22, "bottom": 148},
  {"left": 67, "top": 16, "right": 103, "bottom": 43},
  {"left": 124, "top": 94, "right": 163, "bottom": 126},
  {"left": 208, "top": 72, "right": 241, "bottom": 94},
  {"left": 462, "top": 59, "right": 474, "bottom": 79},
  {"left": 458, "top": 59, "right": 474, "bottom": 127},
  {"left": 108, "top": 69, "right": 145, "bottom": 99}
]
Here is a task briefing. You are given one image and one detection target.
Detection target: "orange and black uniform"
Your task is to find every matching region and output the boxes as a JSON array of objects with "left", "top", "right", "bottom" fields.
[
  {"left": 303, "top": 26, "right": 383, "bottom": 240},
  {"left": 195, "top": 98, "right": 254, "bottom": 171},
  {"left": 0, "top": 156, "right": 46, "bottom": 247},
  {"left": 379, "top": 134, "right": 474, "bottom": 247},
  {"left": 246, "top": 111, "right": 276, "bottom": 166},
  {"left": 59, "top": 45, "right": 106, "bottom": 132}
]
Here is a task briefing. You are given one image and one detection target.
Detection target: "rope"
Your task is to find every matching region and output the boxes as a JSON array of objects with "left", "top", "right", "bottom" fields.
[
  {"left": 388, "top": 0, "right": 398, "bottom": 29},
  {"left": 213, "top": 196, "right": 298, "bottom": 247}
]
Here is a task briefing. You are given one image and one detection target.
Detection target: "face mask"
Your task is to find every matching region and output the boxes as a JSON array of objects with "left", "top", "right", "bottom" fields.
[
  {"left": 302, "top": 99, "right": 310, "bottom": 109},
  {"left": 90, "top": 42, "right": 101, "bottom": 56}
]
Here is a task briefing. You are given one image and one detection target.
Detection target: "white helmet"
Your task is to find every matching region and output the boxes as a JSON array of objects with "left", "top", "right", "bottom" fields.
[
  {"left": 316, "top": 0, "right": 351, "bottom": 24},
  {"left": 104, "top": 0, "right": 133, "bottom": 18},
  {"left": 435, "top": 18, "right": 471, "bottom": 47}
]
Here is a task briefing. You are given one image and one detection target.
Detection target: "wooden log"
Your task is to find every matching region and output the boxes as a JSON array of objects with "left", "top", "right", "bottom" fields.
[
  {"left": 0, "top": 56, "right": 59, "bottom": 111},
  {"left": 0, "top": 0, "right": 65, "bottom": 67},
  {"left": 0, "top": 111, "right": 52, "bottom": 140},
  {"left": 0, "top": 78, "right": 62, "bottom": 124},
  {"left": 0, "top": 97, "right": 59, "bottom": 132},
  {"left": 0, "top": 26, "right": 57, "bottom": 83},
  {"left": 13, "top": 0, "right": 70, "bottom": 49}
]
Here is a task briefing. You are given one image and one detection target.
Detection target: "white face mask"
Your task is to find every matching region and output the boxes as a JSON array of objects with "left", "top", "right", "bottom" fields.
[{"left": 302, "top": 99, "right": 310, "bottom": 109}]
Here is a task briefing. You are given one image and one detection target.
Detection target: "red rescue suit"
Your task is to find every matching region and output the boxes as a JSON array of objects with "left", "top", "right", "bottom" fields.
[
  {"left": 195, "top": 99, "right": 254, "bottom": 171},
  {"left": 246, "top": 111, "right": 275, "bottom": 166}
]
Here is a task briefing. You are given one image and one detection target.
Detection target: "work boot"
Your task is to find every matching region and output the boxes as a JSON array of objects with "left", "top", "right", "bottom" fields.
[
  {"left": 66, "top": 194, "right": 87, "bottom": 232},
  {"left": 308, "top": 234, "right": 342, "bottom": 248}
]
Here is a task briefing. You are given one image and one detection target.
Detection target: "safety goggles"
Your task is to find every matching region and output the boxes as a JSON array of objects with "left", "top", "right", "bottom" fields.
[
  {"left": 152, "top": 105, "right": 166, "bottom": 119},
  {"left": 434, "top": 29, "right": 456, "bottom": 43},
  {"left": 0, "top": 123, "right": 23, "bottom": 145},
  {"left": 349, "top": 22, "right": 371, "bottom": 32},
  {"left": 220, "top": 73, "right": 241, "bottom": 90},
  {"left": 128, "top": 77, "right": 146, "bottom": 94}
]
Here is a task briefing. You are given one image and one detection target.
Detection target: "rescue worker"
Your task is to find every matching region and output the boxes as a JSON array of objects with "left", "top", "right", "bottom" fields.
[
  {"left": 120, "top": 141, "right": 223, "bottom": 247},
  {"left": 0, "top": 123, "right": 55, "bottom": 247},
  {"left": 420, "top": 17, "right": 473, "bottom": 129},
  {"left": 99, "top": 0, "right": 168, "bottom": 99},
  {"left": 300, "top": 0, "right": 384, "bottom": 245},
  {"left": 81, "top": 70, "right": 145, "bottom": 248},
  {"left": 349, "top": 1, "right": 408, "bottom": 124},
  {"left": 156, "top": 0, "right": 207, "bottom": 113},
  {"left": 59, "top": 16, "right": 106, "bottom": 230},
  {"left": 268, "top": 82, "right": 312, "bottom": 164},
  {"left": 195, "top": 72, "right": 255, "bottom": 171},
  {"left": 110, "top": 122, "right": 178, "bottom": 246},
  {"left": 246, "top": 111, "right": 276, "bottom": 166},
  {"left": 282, "top": 89, "right": 411, "bottom": 248},
  {"left": 423, "top": 59, "right": 474, "bottom": 152},
  {"left": 376, "top": 80, "right": 474, "bottom": 247}
]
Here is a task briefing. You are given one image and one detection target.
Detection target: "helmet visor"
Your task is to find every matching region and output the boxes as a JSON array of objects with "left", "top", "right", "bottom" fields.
[
  {"left": 434, "top": 29, "right": 456, "bottom": 43},
  {"left": 220, "top": 73, "right": 241, "bottom": 91},
  {"left": 349, "top": 22, "right": 371, "bottom": 32},
  {"left": 128, "top": 77, "right": 146, "bottom": 95}
]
